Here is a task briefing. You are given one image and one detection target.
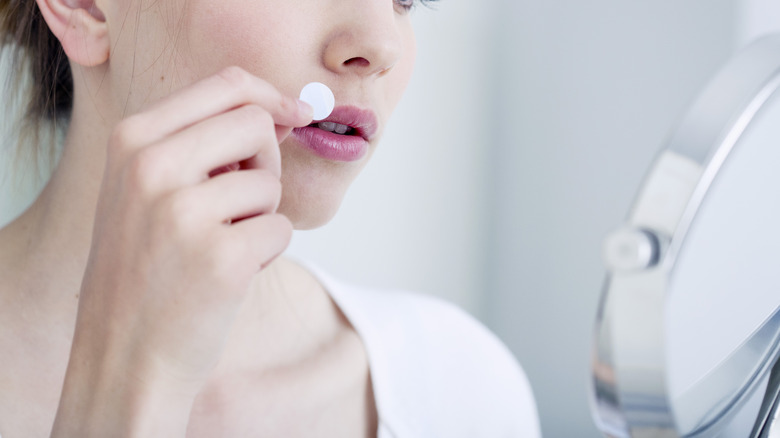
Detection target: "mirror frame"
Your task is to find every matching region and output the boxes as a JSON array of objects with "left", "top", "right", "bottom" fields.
[{"left": 590, "top": 34, "right": 780, "bottom": 438}]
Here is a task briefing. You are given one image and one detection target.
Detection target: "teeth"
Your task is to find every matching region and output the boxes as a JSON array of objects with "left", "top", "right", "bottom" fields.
[
  {"left": 317, "top": 121, "right": 352, "bottom": 135},
  {"left": 319, "top": 121, "right": 337, "bottom": 131}
]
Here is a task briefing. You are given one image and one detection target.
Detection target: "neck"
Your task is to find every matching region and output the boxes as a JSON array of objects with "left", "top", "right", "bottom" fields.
[
  {"left": 0, "top": 104, "right": 99, "bottom": 314},
  {"left": 1, "top": 93, "right": 110, "bottom": 294}
]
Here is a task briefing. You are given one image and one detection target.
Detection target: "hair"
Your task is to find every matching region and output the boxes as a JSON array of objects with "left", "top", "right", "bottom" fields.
[{"left": 0, "top": 0, "right": 71, "bottom": 177}]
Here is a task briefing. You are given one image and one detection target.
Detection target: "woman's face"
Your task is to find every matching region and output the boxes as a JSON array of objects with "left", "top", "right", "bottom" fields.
[{"left": 102, "top": 0, "right": 417, "bottom": 229}]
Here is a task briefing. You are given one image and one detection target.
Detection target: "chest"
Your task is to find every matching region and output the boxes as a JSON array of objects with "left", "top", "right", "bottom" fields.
[
  {"left": 186, "top": 378, "right": 377, "bottom": 438},
  {"left": 0, "top": 361, "right": 377, "bottom": 438},
  {"left": 0, "top": 336, "right": 69, "bottom": 437},
  {"left": 185, "top": 343, "right": 378, "bottom": 438}
]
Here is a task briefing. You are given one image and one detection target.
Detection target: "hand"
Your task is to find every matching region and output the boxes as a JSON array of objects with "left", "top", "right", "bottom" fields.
[{"left": 50, "top": 67, "right": 313, "bottom": 437}]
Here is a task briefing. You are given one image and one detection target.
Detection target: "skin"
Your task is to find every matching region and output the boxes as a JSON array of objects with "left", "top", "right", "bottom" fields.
[{"left": 0, "top": 0, "right": 417, "bottom": 436}]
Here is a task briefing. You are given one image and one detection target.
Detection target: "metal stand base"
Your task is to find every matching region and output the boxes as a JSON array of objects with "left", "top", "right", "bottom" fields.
[{"left": 751, "top": 357, "right": 780, "bottom": 438}]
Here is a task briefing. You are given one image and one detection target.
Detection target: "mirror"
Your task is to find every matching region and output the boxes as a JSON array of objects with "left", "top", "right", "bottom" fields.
[{"left": 590, "top": 34, "right": 780, "bottom": 437}]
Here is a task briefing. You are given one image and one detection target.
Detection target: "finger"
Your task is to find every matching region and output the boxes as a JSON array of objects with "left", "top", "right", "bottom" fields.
[
  {"left": 128, "top": 67, "right": 313, "bottom": 147},
  {"left": 186, "top": 169, "right": 282, "bottom": 223},
  {"left": 153, "top": 104, "right": 282, "bottom": 184},
  {"left": 226, "top": 213, "right": 293, "bottom": 270}
]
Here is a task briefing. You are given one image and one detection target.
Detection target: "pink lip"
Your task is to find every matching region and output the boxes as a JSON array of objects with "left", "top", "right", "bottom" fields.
[{"left": 291, "top": 106, "right": 379, "bottom": 162}]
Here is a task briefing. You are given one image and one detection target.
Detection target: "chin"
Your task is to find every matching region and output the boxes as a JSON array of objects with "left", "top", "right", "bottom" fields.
[
  {"left": 277, "top": 164, "right": 359, "bottom": 230},
  {"left": 277, "top": 141, "right": 371, "bottom": 230},
  {"left": 277, "top": 187, "right": 345, "bottom": 230}
]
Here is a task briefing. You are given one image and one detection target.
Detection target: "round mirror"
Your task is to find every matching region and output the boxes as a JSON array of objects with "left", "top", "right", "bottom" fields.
[{"left": 590, "top": 34, "right": 780, "bottom": 437}]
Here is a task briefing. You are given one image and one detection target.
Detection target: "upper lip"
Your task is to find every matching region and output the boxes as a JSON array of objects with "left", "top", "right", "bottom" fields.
[{"left": 312, "top": 106, "right": 379, "bottom": 141}]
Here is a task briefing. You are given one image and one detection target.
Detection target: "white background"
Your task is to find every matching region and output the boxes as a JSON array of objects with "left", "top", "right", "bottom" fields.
[{"left": 2, "top": 1, "right": 780, "bottom": 436}]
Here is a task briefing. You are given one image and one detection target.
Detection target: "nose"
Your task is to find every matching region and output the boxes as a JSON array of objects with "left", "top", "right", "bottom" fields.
[{"left": 322, "top": 1, "right": 405, "bottom": 78}]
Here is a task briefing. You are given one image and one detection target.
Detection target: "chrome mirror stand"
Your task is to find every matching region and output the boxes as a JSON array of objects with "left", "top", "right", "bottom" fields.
[
  {"left": 590, "top": 34, "right": 780, "bottom": 438},
  {"left": 751, "top": 357, "right": 780, "bottom": 438}
]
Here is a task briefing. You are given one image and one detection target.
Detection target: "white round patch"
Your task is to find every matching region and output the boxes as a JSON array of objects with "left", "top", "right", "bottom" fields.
[{"left": 299, "top": 82, "right": 335, "bottom": 121}]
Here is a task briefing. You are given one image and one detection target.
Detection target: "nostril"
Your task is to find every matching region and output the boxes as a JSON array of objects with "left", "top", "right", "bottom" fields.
[{"left": 343, "top": 57, "right": 370, "bottom": 68}]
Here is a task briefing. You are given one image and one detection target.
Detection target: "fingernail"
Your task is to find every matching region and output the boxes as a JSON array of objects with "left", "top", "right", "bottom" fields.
[{"left": 297, "top": 99, "right": 314, "bottom": 119}]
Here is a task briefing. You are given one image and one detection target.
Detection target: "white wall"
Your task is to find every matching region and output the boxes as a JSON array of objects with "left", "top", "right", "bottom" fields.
[
  {"left": 739, "top": 0, "right": 780, "bottom": 44},
  {"left": 485, "top": 1, "right": 737, "bottom": 437}
]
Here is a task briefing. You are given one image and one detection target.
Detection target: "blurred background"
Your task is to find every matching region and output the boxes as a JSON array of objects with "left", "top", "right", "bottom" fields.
[{"left": 2, "top": 0, "right": 779, "bottom": 436}]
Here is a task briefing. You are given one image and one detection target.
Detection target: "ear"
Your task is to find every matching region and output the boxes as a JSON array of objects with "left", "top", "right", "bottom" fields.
[{"left": 35, "top": 0, "right": 109, "bottom": 67}]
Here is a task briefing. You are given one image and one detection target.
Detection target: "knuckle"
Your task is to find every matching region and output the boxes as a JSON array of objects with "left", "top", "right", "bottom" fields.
[
  {"left": 109, "top": 117, "right": 143, "bottom": 153},
  {"left": 261, "top": 173, "right": 283, "bottom": 203},
  {"left": 274, "top": 96, "right": 290, "bottom": 114},
  {"left": 260, "top": 215, "right": 294, "bottom": 261},
  {"left": 159, "top": 190, "right": 199, "bottom": 233},
  {"left": 235, "top": 104, "right": 268, "bottom": 131},
  {"left": 262, "top": 214, "right": 293, "bottom": 244},
  {"left": 238, "top": 108, "right": 276, "bottom": 147},
  {"left": 230, "top": 105, "right": 275, "bottom": 143},
  {"left": 247, "top": 169, "right": 281, "bottom": 193},
  {"left": 249, "top": 172, "right": 282, "bottom": 210},
  {"left": 272, "top": 214, "right": 294, "bottom": 243},
  {"left": 257, "top": 114, "right": 277, "bottom": 146},
  {"left": 247, "top": 107, "right": 275, "bottom": 133},
  {"left": 239, "top": 103, "right": 265, "bottom": 120},
  {"left": 216, "top": 66, "right": 253, "bottom": 92},
  {"left": 126, "top": 147, "right": 163, "bottom": 191},
  {"left": 257, "top": 109, "right": 275, "bottom": 130},
  {"left": 263, "top": 171, "right": 283, "bottom": 193},
  {"left": 275, "top": 95, "right": 296, "bottom": 117}
]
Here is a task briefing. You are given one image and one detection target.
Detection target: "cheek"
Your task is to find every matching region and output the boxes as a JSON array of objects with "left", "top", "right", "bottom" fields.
[
  {"left": 385, "top": 24, "right": 417, "bottom": 113},
  {"left": 181, "top": 2, "right": 309, "bottom": 88},
  {"left": 105, "top": 1, "right": 181, "bottom": 112}
]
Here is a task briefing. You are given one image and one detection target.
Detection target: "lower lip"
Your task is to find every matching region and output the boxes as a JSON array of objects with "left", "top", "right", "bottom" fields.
[{"left": 291, "top": 127, "right": 368, "bottom": 162}]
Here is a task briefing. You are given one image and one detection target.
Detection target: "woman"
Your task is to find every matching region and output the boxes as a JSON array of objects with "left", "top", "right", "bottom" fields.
[{"left": 0, "top": 0, "right": 540, "bottom": 436}]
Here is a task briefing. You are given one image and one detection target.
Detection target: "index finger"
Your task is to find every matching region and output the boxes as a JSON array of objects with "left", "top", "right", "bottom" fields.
[{"left": 129, "top": 66, "right": 314, "bottom": 146}]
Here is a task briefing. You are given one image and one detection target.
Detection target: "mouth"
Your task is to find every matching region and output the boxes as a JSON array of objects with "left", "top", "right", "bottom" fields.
[
  {"left": 291, "top": 106, "right": 379, "bottom": 162},
  {"left": 305, "top": 106, "right": 378, "bottom": 141},
  {"left": 309, "top": 121, "right": 360, "bottom": 137}
]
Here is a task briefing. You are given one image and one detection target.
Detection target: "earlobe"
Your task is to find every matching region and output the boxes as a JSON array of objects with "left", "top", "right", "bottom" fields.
[{"left": 35, "top": 0, "right": 109, "bottom": 67}]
